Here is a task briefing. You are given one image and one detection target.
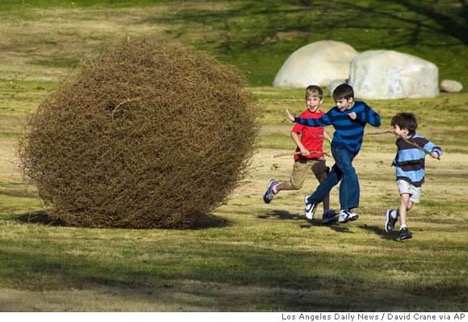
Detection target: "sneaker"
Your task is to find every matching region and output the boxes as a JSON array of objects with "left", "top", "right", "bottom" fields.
[
  {"left": 385, "top": 209, "right": 398, "bottom": 233},
  {"left": 398, "top": 227, "right": 413, "bottom": 240},
  {"left": 338, "top": 209, "right": 359, "bottom": 223},
  {"left": 304, "top": 195, "right": 318, "bottom": 220},
  {"left": 322, "top": 209, "right": 339, "bottom": 225},
  {"left": 263, "top": 179, "right": 278, "bottom": 204}
]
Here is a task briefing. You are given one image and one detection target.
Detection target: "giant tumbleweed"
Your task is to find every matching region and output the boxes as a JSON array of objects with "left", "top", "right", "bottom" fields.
[{"left": 19, "top": 35, "right": 259, "bottom": 228}]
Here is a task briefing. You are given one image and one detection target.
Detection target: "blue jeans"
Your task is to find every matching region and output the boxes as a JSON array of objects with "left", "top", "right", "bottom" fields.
[{"left": 307, "top": 145, "right": 360, "bottom": 210}]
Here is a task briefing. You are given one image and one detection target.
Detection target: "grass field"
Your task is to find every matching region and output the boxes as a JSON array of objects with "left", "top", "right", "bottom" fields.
[{"left": 0, "top": 0, "right": 467, "bottom": 312}]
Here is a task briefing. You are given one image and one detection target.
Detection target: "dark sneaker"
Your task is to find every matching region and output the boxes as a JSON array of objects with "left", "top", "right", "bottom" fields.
[
  {"left": 385, "top": 209, "right": 398, "bottom": 233},
  {"left": 304, "top": 195, "right": 318, "bottom": 220},
  {"left": 263, "top": 179, "right": 278, "bottom": 204},
  {"left": 338, "top": 209, "right": 359, "bottom": 223},
  {"left": 322, "top": 209, "right": 339, "bottom": 225},
  {"left": 398, "top": 228, "right": 413, "bottom": 240}
]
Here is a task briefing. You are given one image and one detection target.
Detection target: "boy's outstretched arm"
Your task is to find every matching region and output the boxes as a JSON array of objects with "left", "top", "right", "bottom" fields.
[
  {"left": 285, "top": 109, "right": 295, "bottom": 122},
  {"left": 285, "top": 108, "right": 329, "bottom": 127}
]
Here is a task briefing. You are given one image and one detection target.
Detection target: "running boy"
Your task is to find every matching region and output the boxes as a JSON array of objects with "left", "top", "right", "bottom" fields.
[
  {"left": 263, "top": 85, "right": 334, "bottom": 223},
  {"left": 385, "top": 112, "right": 442, "bottom": 240},
  {"left": 285, "top": 84, "right": 381, "bottom": 223}
]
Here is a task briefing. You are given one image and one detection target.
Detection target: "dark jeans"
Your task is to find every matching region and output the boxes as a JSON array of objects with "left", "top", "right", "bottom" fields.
[{"left": 307, "top": 145, "right": 360, "bottom": 211}]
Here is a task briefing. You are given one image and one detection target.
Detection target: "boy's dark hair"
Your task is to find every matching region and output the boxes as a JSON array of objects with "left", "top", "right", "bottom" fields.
[
  {"left": 333, "top": 84, "right": 354, "bottom": 100},
  {"left": 305, "top": 85, "right": 323, "bottom": 99},
  {"left": 391, "top": 112, "right": 418, "bottom": 135}
]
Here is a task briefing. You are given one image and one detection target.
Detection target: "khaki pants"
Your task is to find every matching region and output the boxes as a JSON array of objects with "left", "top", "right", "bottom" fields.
[{"left": 290, "top": 158, "right": 329, "bottom": 189}]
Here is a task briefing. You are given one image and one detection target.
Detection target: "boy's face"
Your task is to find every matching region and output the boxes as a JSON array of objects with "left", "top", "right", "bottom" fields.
[
  {"left": 335, "top": 97, "right": 354, "bottom": 111},
  {"left": 393, "top": 125, "right": 409, "bottom": 138},
  {"left": 306, "top": 95, "right": 323, "bottom": 112}
]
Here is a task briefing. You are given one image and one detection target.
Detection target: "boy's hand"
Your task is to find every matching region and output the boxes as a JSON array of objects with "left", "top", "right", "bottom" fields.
[
  {"left": 300, "top": 147, "right": 309, "bottom": 157},
  {"left": 432, "top": 151, "right": 441, "bottom": 160},
  {"left": 285, "top": 109, "right": 295, "bottom": 122},
  {"left": 348, "top": 112, "right": 357, "bottom": 120}
]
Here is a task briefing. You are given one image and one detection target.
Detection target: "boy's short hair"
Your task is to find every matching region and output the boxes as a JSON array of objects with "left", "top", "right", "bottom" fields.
[
  {"left": 305, "top": 85, "right": 323, "bottom": 100},
  {"left": 391, "top": 112, "right": 418, "bottom": 135},
  {"left": 333, "top": 84, "right": 354, "bottom": 100}
]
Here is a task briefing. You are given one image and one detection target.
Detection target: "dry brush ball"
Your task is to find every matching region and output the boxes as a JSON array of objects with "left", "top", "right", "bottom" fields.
[{"left": 19, "top": 36, "right": 259, "bottom": 229}]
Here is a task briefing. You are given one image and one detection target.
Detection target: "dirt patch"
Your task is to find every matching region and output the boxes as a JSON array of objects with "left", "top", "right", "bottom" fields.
[{"left": 0, "top": 140, "right": 22, "bottom": 182}]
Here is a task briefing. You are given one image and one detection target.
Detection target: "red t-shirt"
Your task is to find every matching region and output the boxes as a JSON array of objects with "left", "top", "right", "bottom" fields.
[{"left": 291, "top": 109, "right": 325, "bottom": 160}]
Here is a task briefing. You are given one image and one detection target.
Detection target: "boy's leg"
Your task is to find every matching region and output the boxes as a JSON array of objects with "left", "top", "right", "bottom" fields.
[
  {"left": 310, "top": 160, "right": 337, "bottom": 223},
  {"left": 304, "top": 164, "right": 341, "bottom": 220},
  {"left": 274, "top": 181, "right": 294, "bottom": 191},
  {"left": 398, "top": 193, "right": 411, "bottom": 229},
  {"left": 395, "top": 180, "right": 420, "bottom": 240},
  {"left": 332, "top": 146, "right": 359, "bottom": 211},
  {"left": 396, "top": 180, "right": 419, "bottom": 229},
  {"left": 398, "top": 194, "right": 413, "bottom": 240},
  {"left": 263, "top": 160, "right": 308, "bottom": 204},
  {"left": 305, "top": 164, "right": 341, "bottom": 204},
  {"left": 276, "top": 159, "right": 309, "bottom": 192},
  {"left": 310, "top": 160, "right": 330, "bottom": 211},
  {"left": 385, "top": 180, "right": 400, "bottom": 232}
]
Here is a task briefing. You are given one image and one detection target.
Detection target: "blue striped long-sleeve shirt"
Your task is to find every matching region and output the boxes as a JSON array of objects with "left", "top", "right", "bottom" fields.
[
  {"left": 294, "top": 101, "right": 381, "bottom": 155},
  {"left": 393, "top": 134, "right": 442, "bottom": 187}
]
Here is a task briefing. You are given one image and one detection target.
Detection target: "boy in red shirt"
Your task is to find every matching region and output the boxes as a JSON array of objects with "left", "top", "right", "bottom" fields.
[{"left": 263, "top": 85, "right": 334, "bottom": 223}]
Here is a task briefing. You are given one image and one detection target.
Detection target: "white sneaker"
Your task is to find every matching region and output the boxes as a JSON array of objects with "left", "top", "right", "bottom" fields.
[
  {"left": 304, "top": 195, "right": 317, "bottom": 220},
  {"left": 338, "top": 209, "right": 359, "bottom": 223}
]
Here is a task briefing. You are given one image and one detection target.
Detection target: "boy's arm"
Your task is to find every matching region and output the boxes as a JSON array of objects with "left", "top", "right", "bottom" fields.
[
  {"left": 290, "top": 132, "right": 309, "bottom": 156},
  {"left": 355, "top": 104, "right": 381, "bottom": 127},
  {"left": 285, "top": 109, "right": 330, "bottom": 127},
  {"left": 285, "top": 109, "right": 295, "bottom": 122},
  {"left": 423, "top": 141, "right": 442, "bottom": 159}
]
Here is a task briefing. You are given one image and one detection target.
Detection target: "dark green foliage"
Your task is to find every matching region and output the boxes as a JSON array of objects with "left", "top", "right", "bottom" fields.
[{"left": 19, "top": 36, "right": 259, "bottom": 229}]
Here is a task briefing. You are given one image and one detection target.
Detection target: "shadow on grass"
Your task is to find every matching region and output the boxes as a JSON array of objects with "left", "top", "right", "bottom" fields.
[
  {"left": 358, "top": 224, "right": 400, "bottom": 241},
  {"left": 3, "top": 215, "right": 466, "bottom": 311},
  {"left": 2, "top": 234, "right": 464, "bottom": 311},
  {"left": 16, "top": 210, "right": 66, "bottom": 226},
  {"left": 257, "top": 210, "right": 353, "bottom": 232},
  {"left": 15, "top": 211, "right": 229, "bottom": 230},
  {"left": 257, "top": 209, "right": 302, "bottom": 220},
  {"left": 185, "top": 214, "right": 229, "bottom": 230}
]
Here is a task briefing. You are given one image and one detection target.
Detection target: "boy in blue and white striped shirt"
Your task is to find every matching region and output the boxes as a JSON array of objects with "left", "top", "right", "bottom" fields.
[
  {"left": 385, "top": 112, "right": 442, "bottom": 240},
  {"left": 286, "top": 84, "right": 381, "bottom": 224}
]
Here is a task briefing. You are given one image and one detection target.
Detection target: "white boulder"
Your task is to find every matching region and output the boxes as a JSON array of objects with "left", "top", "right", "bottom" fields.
[
  {"left": 273, "top": 40, "right": 358, "bottom": 88},
  {"left": 440, "top": 79, "right": 463, "bottom": 93},
  {"left": 349, "top": 50, "right": 439, "bottom": 99}
]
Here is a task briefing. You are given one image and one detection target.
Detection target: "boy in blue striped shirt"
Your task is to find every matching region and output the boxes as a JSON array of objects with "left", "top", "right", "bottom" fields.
[
  {"left": 385, "top": 112, "right": 442, "bottom": 240},
  {"left": 286, "top": 84, "right": 381, "bottom": 224}
]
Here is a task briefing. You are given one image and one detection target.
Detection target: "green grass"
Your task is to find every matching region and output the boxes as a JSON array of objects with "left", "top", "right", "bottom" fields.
[
  {"left": 1, "top": 84, "right": 467, "bottom": 311},
  {"left": 0, "top": 0, "right": 162, "bottom": 10},
  {"left": 0, "top": 0, "right": 467, "bottom": 312},
  {"left": 0, "top": 214, "right": 466, "bottom": 311}
]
